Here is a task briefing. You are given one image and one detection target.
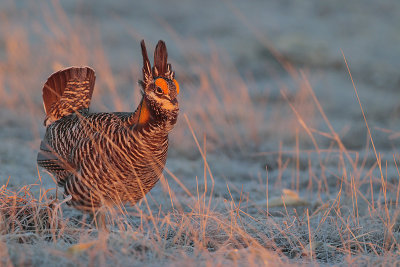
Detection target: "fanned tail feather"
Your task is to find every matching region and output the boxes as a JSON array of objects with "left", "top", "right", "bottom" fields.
[{"left": 43, "top": 67, "right": 96, "bottom": 126}]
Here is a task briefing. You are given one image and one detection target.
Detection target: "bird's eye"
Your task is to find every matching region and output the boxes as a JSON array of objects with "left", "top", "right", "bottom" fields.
[
  {"left": 155, "top": 87, "right": 163, "bottom": 95},
  {"left": 155, "top": 78, "right": 168, "bottom": 95}
]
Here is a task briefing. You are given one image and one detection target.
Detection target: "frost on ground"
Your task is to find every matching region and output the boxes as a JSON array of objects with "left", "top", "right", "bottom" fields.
[{"left": 1, "top": 0, "right": 400, "bottom": 266}]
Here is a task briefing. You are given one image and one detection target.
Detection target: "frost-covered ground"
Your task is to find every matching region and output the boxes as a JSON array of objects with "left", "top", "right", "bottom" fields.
[{"left": 1, "top": 0, "right": 400, "bottom": 266}]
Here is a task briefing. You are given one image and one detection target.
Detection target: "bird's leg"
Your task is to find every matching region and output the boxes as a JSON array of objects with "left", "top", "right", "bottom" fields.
[{"left": 94, "top": 207, "right": 109, "bottom": 233}]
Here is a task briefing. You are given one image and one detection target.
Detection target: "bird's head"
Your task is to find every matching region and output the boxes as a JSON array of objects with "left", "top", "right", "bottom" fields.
[{"left": 139, "top": 40, "right": 179, "bottom": 122}]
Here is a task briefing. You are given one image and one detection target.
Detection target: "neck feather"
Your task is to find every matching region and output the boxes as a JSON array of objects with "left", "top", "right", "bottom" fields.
[{"left": 138, "top": 98, "right": 152, "bottom": 125}]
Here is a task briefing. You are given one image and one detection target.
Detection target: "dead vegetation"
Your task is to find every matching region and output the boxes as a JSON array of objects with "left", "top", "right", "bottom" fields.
[{"left": 1, "top": 1, "right": 400, "bottom": 266}]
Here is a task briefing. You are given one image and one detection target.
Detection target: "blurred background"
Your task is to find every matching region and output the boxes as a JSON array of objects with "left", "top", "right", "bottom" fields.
[{"left": 1, "top": 0, "right": 400, "bottom": 198}]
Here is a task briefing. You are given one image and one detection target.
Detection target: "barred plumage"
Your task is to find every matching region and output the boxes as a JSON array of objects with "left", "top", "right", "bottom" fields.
[{"left": 37, "top": 40, "right": 179, "bottom": 213}]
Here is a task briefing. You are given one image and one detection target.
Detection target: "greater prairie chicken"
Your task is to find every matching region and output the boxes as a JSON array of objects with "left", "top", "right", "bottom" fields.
[{"left": 37, "top": 40, "right": 179, "bottom": 217}]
